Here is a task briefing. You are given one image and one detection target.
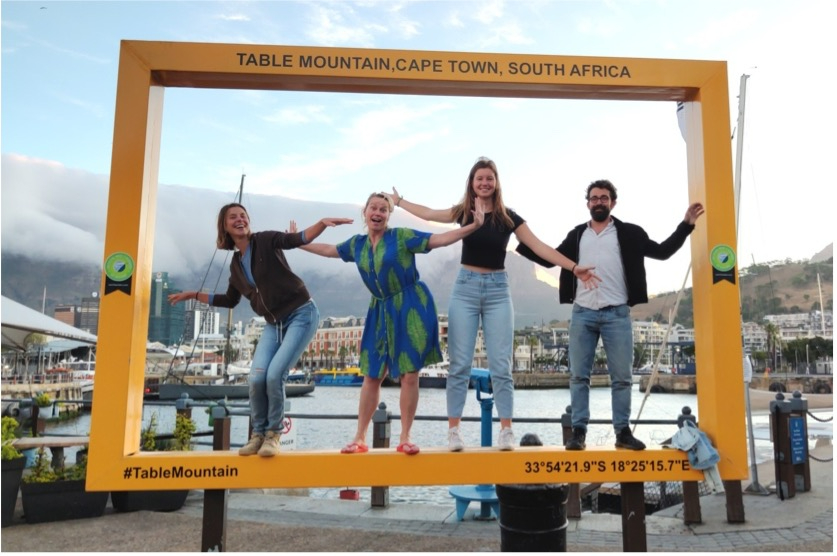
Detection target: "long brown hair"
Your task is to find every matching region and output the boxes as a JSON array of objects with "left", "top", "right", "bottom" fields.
[
  {"left": 216, "top": 203, "right": 248, "bottom": 250},
  {"left": 451, "top": 157, "right": 514, "bottom": 228}
]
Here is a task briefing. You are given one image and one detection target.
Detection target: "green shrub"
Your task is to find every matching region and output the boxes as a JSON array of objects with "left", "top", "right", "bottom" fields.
[
  {"left": 22, "top": 447, "right": 89, "bottom": 483},
  {"left": 22, "top": 448, "right": 59, "bottom": 483},
  {"left": 1, "top": 416, "right": 23, "bottom": 460},
  {"left": 141, "top": 413, "right": 159, "bottom": 451},
  {"left": 170, "top": 413, "right": 196, "bottom": 452}
]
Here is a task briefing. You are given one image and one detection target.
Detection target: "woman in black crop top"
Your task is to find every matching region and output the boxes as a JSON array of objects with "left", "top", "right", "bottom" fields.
[{"left": 389, "top": 157, "right": 599, "bottom": 451}]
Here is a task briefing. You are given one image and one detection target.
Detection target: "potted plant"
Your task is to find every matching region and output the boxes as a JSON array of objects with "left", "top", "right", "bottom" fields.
[
  {"left": 20, "top": 447, "right": 108, "bottom": 523},
  {"left": 31, "top": 393, "right": 55, "bottom": 435},
  {"left": 111, "top": 411, "right": 194, "bottom": 512},
  {"left": 2, "top": 416, "right": 26, "bottom": 527},
  {"left": 34, "top": 392, "right": 53, "bottom": 410}
]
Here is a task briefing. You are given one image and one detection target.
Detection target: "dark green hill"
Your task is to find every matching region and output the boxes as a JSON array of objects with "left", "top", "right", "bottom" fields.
[{"left": 631, "top": 259, "right": 833, "bottom": 326}]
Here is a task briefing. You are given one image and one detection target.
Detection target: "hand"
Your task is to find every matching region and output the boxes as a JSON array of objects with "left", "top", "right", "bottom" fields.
[
  {"left": 471, "top": 198, "right": 486, "bottom": 227},
  {"left": 287, "top": 220, "right": 298, "bottom": 233},
  {"left": 320, "top": 218, "right": 354, "bottom": 227},
  {"left": 389, "top": 187, "right": 402, "bottom": 207},
  {"left": 573, "top": 265, "right": 601, "bottom": 290},
  {"left": 167, "top": 292, "right": 194, "bottom": 305},
  {"left": 684, "top": 202, "right": 705, "bottom": 225}
]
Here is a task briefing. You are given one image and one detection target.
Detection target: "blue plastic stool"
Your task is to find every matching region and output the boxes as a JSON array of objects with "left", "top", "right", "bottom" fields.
[
  {"left": 449, "top": 484, "right": 499, "bottom": 520},
  {"left": 448, "top": 368, "right": 500, "bottom": 521}
]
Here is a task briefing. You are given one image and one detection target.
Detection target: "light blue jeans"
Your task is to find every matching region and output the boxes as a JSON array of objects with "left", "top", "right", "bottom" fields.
[
  {"left": 249, "top": 299, "right": 319, "bottom": 434},
  {"left": 447, "top": 269, "right": 514, "bottom": 419},
  {"left": 568, "top": 303, "right": 634, "bottom": 431}
]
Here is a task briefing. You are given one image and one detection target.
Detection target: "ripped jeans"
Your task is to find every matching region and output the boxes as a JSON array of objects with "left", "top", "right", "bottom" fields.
[{"left": 249, "top": 299, "right": 319, "bottom": 434}]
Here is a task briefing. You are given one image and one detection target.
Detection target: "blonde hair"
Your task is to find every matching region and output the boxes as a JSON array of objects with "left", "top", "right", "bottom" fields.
[{"left": 363, "top": 192, "right": 394, "bottom": 213}]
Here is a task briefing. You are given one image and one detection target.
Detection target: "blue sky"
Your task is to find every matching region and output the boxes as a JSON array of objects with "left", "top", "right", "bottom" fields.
[{"left": 1, "top": 0, "right": 833, "bottom": 296}]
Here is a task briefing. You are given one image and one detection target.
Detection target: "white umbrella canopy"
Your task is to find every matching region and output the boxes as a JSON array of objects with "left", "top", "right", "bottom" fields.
[{"left": 1, "top": 296, "right": 97, "bottom": 351}]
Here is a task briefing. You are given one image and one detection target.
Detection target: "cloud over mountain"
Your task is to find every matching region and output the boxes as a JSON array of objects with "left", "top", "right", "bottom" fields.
[{"left": 2, "top": 154, "right": 569, "bottom": 327}]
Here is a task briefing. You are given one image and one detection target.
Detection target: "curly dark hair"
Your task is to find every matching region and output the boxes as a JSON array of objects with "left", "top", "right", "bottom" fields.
[{"left": 586, "top": 179, "right": 617, "bottom": 202}]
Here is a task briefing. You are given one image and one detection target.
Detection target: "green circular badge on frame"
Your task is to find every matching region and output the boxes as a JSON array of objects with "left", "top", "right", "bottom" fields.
[
  {"left": 105, "top": 252, "right": 135, "bottom": 282},
  {"left": 710, "top": 245, "right": 736, "bottom": 272}
]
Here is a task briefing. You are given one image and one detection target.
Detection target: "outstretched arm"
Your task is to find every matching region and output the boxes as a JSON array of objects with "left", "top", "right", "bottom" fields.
[
  {"left": 515, "top": 223, "right": 601, "bottom": 288},
  {"left": 168, "top": 291, "right": 207, "bottom": 305},
  {"left": 288, "top": 220, "right": 341, "bottom": 258},
  {"left": 427, "top": 198, "right": 486, "bottom": 249},
  {"left": 645, "top": 202, "right": 705, "bottom": 260},
  {"left": 302, "top": 217, "right": 354, "bottom": 243},
  {"left": 298, "top": 242, "right": 340, "bottom": 258},
  {"left": 388, "top": 187, "right": 456, "bottom": 224}
]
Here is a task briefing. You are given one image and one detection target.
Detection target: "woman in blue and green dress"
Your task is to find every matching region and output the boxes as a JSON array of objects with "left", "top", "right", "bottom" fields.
[{"left": 300, "top": 192, "right": 485, "bottom": 455}]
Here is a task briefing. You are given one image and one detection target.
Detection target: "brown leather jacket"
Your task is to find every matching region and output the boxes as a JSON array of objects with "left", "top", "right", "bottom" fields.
[{"left": 211, "top": 231, "right": 311, "bottom": 324}]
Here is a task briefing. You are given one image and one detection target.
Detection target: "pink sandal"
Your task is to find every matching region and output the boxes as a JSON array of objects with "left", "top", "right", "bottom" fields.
[{"left": 341, "top": 442, "right": 369, "bottom": 454}]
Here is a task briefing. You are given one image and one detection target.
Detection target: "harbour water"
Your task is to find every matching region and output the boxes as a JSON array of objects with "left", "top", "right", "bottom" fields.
[{"left": 46, "top": 386, "right": 832, "bottom": 506}]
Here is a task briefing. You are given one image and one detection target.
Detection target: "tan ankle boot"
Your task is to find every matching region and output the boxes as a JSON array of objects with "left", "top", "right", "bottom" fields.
[
  {"left": 258, "top": 431, "right": 281, "bottom": 457},
  {"left": 238, "top": 433, "right": 264, "bottom": 456}
]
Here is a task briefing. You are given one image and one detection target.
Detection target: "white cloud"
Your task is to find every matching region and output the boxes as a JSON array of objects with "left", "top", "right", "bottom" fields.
[
  {"left": 473, "top": 0, "right": 505, "bottom": 24},
  {"left": 216, "top": 13, "right": 251, "bottom": 23},
  {"left": 306, "top": 5, "right": 377, "bottom": 47},
  {"left": 263, "top": 104, "right": 333, "bottom": 125},
  {"left": 683, "top": 9, "right": 759, "bottom": 49}
]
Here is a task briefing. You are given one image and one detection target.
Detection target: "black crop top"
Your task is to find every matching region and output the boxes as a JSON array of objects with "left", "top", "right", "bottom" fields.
[{"left": 460, "top": 209, "right": 525, "bottom": 269}]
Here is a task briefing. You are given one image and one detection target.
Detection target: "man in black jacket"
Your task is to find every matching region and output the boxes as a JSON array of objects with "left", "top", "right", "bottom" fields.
[{"left": 517, "top": 179, "right": 704, "bottom": 451}]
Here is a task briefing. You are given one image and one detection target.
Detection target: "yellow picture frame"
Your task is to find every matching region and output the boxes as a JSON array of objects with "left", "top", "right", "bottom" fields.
[{"left": 87, "top": 41, "right": 743, "bottom": 491}]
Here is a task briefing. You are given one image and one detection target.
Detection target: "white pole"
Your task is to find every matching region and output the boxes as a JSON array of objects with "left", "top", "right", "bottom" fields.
[
  {"left": 735, "top": 74, "right": 769, "bottom": 496},
  {"left": 733, "top": 74, "right": 749, "bottom": 234}
]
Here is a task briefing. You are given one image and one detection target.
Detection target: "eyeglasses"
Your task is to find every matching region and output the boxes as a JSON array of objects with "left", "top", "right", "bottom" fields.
[{"left": 588, "top": 195, "right": 611, "bottom": 205}]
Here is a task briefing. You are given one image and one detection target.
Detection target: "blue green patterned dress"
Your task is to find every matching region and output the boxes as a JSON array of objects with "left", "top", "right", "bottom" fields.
[{"left": 335, "top": 228, "right": 443, "bottom": 379}]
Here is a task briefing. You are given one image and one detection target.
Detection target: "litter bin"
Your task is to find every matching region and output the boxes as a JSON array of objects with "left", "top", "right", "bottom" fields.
[{"left": 495, "top": 483, "right": 569, "bottom": 552}]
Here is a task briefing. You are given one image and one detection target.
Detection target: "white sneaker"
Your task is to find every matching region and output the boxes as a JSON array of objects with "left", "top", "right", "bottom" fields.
[
  {"left": 447, "top": 426, "right": 465, "bottom": 452},
  {"left": 498, "top": 427, "right": 515, "bottom": 451}
]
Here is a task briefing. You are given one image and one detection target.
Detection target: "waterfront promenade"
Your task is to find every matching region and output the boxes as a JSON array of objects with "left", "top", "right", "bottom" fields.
[{"left": 1, "top": 442, "right": 831, "bottom": 552}]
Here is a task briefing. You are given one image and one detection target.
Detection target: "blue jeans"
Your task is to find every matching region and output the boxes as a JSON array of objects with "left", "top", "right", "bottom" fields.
[
  {"left": 568, "top": 304, "right": 633, "bottom": 431},
  {"left": 447, "top": 269, "right": 514, "bottom": 419},
  {"left": 249, "top": 299, "right": 319, "bottom": 434}
]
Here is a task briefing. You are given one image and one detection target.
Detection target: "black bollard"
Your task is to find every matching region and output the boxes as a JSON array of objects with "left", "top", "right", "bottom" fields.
[
  {"left": 770, "top": 392, "right": 795, "bottom": 499},
  {"left": 496, "top": 433, "right": 569, "bottom": 552},
  {"left": 787, "top": 391, "right": 811, "bottom": 493},
  {"left": 560, "top": 406, "right": 581, "bottom": 519},
  {"left": 496, "top": 483, "right": 569, "bottom": 552},
  {"left": 371, "top": 402, "right": 391, "bottom": 508}
]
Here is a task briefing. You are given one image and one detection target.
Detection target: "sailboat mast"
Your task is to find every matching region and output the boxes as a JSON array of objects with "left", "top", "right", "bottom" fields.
[{"left": 733, "top": 73, "right": 749, "bottom": 235}]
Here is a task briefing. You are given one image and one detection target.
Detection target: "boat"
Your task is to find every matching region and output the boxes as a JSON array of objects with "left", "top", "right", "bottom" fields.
[
  {"left": 311, "top": 367, "right": 364, "bottom": 386},
  {"left": 226, "top": 361, "right": 309, "bottom": 383},
  {"left": 418, "top": 361, "right": 448, "bottom": 389},
  {"left": 157, "top": 379, "right": 315, "bottom": 400},
  {"left": 53, "top": 358, "right": 96, "bottom": 403}
]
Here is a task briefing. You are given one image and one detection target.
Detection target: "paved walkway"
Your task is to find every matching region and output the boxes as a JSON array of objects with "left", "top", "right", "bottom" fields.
[{"left": 2, "top": 443, "right": 831, "bottom": 552}]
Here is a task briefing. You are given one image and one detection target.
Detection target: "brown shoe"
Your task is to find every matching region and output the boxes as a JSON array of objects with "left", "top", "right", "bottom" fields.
[
  {"left": 238, "top": 433, "right": 264, "bottom": 456},
  {"left": 258, "top": 431, "right": 281, "bottom": 457}
]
